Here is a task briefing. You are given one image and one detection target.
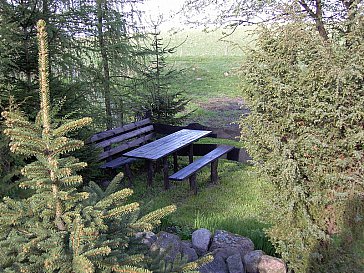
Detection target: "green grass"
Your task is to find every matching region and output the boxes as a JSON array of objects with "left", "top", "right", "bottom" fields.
[
  {"left": 127, "top": 158, "right": 276, "bottom": 255},
  {"left": 171, "top": 56, "right": 242, "bottom": 100},
  {"left": 163, "top": 29, "right": 248, "bottom": 127},
  {"left": 164, "top": 27, "right": 253, "bottom": 57},
  {"left": 196, "top": 137, "right": 244, "bottom": 148}
]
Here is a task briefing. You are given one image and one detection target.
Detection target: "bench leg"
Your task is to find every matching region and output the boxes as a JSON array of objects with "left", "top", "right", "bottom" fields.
[
  {"left": 146, "top": 160, "right": 154, "bottom": 187},
  {"left": 173, "top": 152, "right": 178, "bottom": 172},
  {"left": 163, "top": 157, "right": 170, "bottom": 190},
  {"left": 189, "top": 144, "right": 193, "bottom": 163},
  {"left": 211, "top": 159, "right": 219, "bottom": 184},
  {"left": 124, "top": 164, "right": 133, "bottom": 187},
  {"left": 189, "top": 173, "right": 197, "bottom": 195}
]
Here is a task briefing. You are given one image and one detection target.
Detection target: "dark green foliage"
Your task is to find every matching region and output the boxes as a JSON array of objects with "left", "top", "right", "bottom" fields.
[
  {"left": 132, "top": 24, "right": 190, "bottom": 125},
  {"left": 0, "top": 20, "right": 176, "bottom": 272},
  {"left": 240, "top": 19, "right": 364, "bottom": 272}
]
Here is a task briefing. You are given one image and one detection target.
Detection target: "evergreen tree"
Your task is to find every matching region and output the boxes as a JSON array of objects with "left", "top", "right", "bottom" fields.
[
  {"left": 76, "top": 0, "right": 147, "bottom": 128},
  {"left": 0, "top": 19, "right": 176, "bottom": 272},
  {"left": 132, "top": 22, "right": 189, "bottom": 125}
]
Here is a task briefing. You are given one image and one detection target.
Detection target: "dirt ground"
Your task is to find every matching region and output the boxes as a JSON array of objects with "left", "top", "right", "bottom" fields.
[{"left": 186, "top": 97, "right": 249, "bottom": 140}]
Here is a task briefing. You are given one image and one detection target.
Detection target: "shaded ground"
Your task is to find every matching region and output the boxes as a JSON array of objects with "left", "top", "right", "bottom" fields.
[{"left": 185, "top": 97, "right": 249, "bottom": 140}]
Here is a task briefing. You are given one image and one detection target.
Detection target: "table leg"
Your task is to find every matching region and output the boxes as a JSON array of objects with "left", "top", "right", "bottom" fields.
[
  {"left": 211, "top": 159, "right": 218, "bottom": 184},
  {"left": 189, "top": 173, "right": 197, "bottom": 195},
  {"left": 189, "top": 144, "right": 193, "bottom": 163},
  {"left": 173, "top": 152, "right": 178, "bottom": 172},
  {"left": 163, "top": 157, "right": 170, "bottom": 190},
  {"left": 147, "top": 160, "right": 153, "bottom": 187}
]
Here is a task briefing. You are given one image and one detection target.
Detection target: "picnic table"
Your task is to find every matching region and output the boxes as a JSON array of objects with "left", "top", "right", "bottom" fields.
[{"left": 123, "top": 129, "right": 212, "bottom": 189}]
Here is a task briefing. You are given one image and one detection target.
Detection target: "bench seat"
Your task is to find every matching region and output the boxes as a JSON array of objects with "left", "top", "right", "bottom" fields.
[
  {"left": 100, "top": 156, "right": 136, "bottom": 169},
  {"left": 169, "top": 145, "right": 234, "bottom": 193}
]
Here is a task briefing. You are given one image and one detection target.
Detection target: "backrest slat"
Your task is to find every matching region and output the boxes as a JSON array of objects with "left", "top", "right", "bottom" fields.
[
  {"left": 98, "top": 133, "right": 155, "bottom": 161},
  {"left": 90, "top": 118, "right": 151, "bottom": 143},
  {"left": 96, "top": 125, "right": 154, "bottom": 148}
]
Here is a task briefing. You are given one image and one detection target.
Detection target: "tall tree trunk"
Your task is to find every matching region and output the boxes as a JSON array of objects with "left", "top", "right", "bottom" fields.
[{"left": 97, "top": 0, "right": 113, "bottom": 129}]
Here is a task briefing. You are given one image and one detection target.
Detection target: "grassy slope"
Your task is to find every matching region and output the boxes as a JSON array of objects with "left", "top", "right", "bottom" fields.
[{"left": 165, "top": 28, "right": 251, "bottom": 127}]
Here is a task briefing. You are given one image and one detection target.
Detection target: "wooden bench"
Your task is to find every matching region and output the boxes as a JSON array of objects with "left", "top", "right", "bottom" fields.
[
  {"left": 89, "top": 118, "right": 155, "bottom": 185},
  {"left": 169, "top": 145, "right": 234, "bottom": 194}
]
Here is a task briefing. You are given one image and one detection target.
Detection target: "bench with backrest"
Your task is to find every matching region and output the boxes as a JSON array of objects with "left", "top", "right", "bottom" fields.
[
  {"left": 169, "top": 145, "right": 234, "bottom": 194},
  {"left": 89, "top": 118, "right": 155, "bottom": 184}
]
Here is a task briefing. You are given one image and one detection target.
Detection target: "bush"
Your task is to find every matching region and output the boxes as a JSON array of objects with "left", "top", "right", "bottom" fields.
[{"left": 240, "top": 22, "right": 364, "bottom": 272}]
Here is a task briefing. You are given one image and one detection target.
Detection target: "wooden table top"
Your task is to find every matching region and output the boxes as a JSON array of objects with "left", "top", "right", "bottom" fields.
[{"left": 123, "top": 129, "right": 212, "bottom": 160}]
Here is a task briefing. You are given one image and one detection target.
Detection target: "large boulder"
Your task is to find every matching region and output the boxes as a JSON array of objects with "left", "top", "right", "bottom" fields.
[
  {"left": 244, "top": 250, "right": 264, "bottom": 273},
  {"left": 150, "top": 232, "right": 182, "bottom": 263},
  {"left": 257, "top": 255, "right": 287, "bottom": 273},
  {"left": 227, "top": 253, "right": 245, "bottom": 273},
  {"left": 192, "top": 228, "right": 212, "bottom": 256},
  {"left": 209, "top": 230, "right": 255, "bottom": 259}
]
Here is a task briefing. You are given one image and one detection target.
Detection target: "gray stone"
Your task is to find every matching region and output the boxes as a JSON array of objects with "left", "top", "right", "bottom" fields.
[
  {"left": 135, "top": 231, "right": 157, "bottom": 248},
  {"left": 182, "top": 240, "right": 193, "bottom": 248},
  {"left": 212, "top": 247, "right": 241, "bottom": 260},
  {"left": 192, "top": 228, "right": 212, "bottom": 256},
  {"left": 150, "top": 231, "right": 182, "bottom": 263},
  {"left": 257, "top": 255, "right": 287, "bottom": 273},
  {"left": 227, "top": 254, "right": 245, "bottom": 273},
  {"left": 244, "top": 250, "right": 264, "bottom": 273},
  {"left": 210, "top": 230, "right": 255, "bottom": 259},
  {"left": 181, "top": 241, "right": 198, "bottom": 262},
  {"left": 199, "top": 254, "right": 228, "bottom": 273}
]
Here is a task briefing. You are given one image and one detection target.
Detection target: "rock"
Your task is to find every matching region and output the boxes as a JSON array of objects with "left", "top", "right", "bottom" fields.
[
  {"left": 135, "top": 231, "right": 157, "bottom": 248},
  {"left": 150, "top": 232, "right": 182, "bottom": 263},
  {"left": 244, "top": 250, "right": 264, "bottom": 273},
  {"left": 209, "top": 230, "right": 255, "bottom": 259},
  {"left": 199, "top": 254, "right": 228, "bottom": 273},
  {"left": 192, "top": 228, "right": 212, "bottom": 256},
  {"left": 181, "top": 241, "right": 198, "bottom": 262},
  {"left": 257, "top": 255, "right": 287, "bottom": 273},
  {"left": 227, "top": 254, "right": 245, "bottom": 273},
  {"left": 212, "top": 247, "right": 241, "bottom": 260}
]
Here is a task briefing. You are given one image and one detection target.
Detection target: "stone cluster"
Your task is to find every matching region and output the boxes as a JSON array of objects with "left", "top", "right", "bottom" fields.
[{"left": 137, "top": 228, "right": 287, "bottom": 273}]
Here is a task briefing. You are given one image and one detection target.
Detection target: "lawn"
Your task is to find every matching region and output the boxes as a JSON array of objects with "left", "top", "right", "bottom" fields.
[
  {"left": 165, "top": 28, "right": 250, "bottom": 129},
  {"left": 128, "top": 156, "right": 276, "bottom": 256}
]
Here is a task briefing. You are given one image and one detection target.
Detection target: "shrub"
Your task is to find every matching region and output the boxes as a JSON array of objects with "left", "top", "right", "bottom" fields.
[{"left": 240, "top": 21, "right": 364, "bottom": 272}]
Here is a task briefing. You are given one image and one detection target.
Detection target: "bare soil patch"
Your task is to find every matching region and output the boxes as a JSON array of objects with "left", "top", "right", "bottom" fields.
[{"left": 186, "top": 97, "right": 249, "bottom": 140}]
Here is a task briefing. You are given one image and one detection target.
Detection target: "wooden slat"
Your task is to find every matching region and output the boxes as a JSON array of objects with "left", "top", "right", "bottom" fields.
[
  {"left": 90, "top": 118, "right": 151, "bottom": 143},
  {"left": 124, "top": 129, "right": 212, "bottom": 160},
  {"left": 169, "top": 145, "right": 234, "bottom": 181},
  {"left": 98, "top": 133, "right": 155, "bottom": 161},
  {"left": 100, "top": 157, "right": 136, "bottom": 169},
  {"left": 96, "top": 125, "right": 154, "bottom": 148}
]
